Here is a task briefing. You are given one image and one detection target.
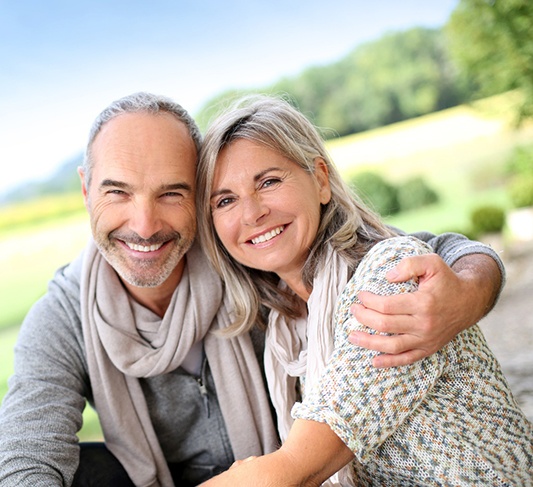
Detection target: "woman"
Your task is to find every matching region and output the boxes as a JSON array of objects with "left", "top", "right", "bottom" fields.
[{"left": 196, "top": 95, "right": 533, "bottom": 486}]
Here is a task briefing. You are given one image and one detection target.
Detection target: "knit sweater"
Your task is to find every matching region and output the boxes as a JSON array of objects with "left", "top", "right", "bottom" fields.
[{"left": 293, "top": 237, "right": 532, "bottom": 485}]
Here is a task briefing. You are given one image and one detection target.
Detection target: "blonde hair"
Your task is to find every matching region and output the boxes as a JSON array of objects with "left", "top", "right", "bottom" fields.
[{"left": 197, "top": 94, "right": 395, "bottom": 336}]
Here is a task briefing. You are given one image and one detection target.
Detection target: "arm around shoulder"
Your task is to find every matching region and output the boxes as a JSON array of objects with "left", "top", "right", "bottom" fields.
[{"left": 412, "top": 230, "right": 505, "bottom": 311}]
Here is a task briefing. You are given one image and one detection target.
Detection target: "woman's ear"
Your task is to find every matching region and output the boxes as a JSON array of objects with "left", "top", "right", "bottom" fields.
[{"left": 314, "top": 158, "right": 332, "bottom": 205}]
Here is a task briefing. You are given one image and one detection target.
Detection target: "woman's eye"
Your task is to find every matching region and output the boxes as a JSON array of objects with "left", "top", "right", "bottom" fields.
[
  {"left": 216, "top": 197, "right": 234, "bottom": 208},
  {"left": 262, "top": 177, "right": 281, "bottom": 188}
]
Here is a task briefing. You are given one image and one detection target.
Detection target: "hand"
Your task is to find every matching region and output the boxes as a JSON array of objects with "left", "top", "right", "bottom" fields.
[
  {"left": 348, "top": 253, "right": 501, "bottom": 368},
  {"left": 230, "top": 456, "right": 257, "bottom": 469}
]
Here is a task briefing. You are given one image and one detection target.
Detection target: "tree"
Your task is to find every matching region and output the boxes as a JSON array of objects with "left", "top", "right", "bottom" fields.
[
  {"left": 195, "top": 27, "right": 474, "bottom": 138},
  {"left": 446, "top": 0, "right": 533, "bottom": 122}
]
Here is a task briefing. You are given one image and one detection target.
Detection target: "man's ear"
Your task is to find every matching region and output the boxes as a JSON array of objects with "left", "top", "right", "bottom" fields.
[
  {"left": 78, "top": 166, "right": 89, "bottom": 208},
  {"left": 314, "top": 158, "right": 332, "bottom": 205}
]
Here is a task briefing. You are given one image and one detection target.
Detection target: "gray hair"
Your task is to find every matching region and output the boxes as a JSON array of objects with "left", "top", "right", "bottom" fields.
[
  {"left": 197, "top": 94, "right": 395, "bottom": 336},
  {"left": 82, "top": 92, "right": 202, "bottom": 187}
]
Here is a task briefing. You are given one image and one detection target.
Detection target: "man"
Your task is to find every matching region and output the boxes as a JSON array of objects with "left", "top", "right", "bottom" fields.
[{"left": 0, "top": 92, "right": 504, "bottom": 486}]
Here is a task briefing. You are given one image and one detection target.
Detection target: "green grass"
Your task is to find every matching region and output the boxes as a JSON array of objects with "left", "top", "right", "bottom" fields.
[
  {"left": 0, "top": 212, "right": 91, "bottom": 330},
  {"left": 327, "top": 93, "right": 533, "bottom": 234},
  {"left": 0, "top": 213, "right": 103, "bottom": 441},
  {"left": 1, "top": 91, "right": 531, "bottom": 443},
  {"left": 0, "top": 192, "right": 85, "bottom": 233}
]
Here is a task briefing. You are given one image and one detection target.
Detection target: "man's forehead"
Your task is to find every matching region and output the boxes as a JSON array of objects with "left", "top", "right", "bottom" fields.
[
  {"left": 94, "top": 111, "right": 191, "bottom": 144},
  {"left": 89, "top": 112, "right": 197, "bottom": 182}
]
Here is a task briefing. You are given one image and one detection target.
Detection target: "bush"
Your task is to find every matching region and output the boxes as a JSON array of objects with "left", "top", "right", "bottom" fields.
[
  {"left": 349, "top": 171, "right": 400, "bottom": 217},
  {"left": 470, "top": 205, "right": 506, "bottom": 235},
  {"left": 505, "top": 145, "right": 533, "bottom": 177},
  {"left": 397, "top": 177, "right": 439, "bottom": 211},
  {"left": 508, "top": 176, "right": 533, "bottom": 208}
]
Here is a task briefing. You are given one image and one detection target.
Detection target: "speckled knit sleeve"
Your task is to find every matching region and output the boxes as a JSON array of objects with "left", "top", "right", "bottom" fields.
[{"left": 292, "top": 236, "right": 445, "bottom": 462}]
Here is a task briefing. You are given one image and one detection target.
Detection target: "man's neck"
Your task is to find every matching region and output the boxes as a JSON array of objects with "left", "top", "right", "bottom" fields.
[{"left": 123, "top": 263, "right": 185, "bottom": 318}]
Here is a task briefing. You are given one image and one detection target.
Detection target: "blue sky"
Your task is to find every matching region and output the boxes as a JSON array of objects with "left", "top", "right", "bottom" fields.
[{"left": 0, "top": 0, "right": 459, "bottom": 196}]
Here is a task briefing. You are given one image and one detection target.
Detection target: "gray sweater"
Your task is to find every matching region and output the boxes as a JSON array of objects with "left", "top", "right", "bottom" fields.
[{"left": 0, "top": 232, "right": 504, "bottom": 486}]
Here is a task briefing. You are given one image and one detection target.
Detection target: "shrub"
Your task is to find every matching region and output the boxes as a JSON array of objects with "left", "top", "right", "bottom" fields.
[
  {"left": 349, "top": 171, "right": 400, "bottom": 217},
  {"left": 508, "top": 176, "right": 533, "bottom": 208},
  {"left": 397, "top": 177, "right": 439, "bottom": 211},
  {"left": 505, "top": 145, "right": 533, "bottom": 177},
  {"left": 470, "top": 205, "right": 506, "bottom": 235}
]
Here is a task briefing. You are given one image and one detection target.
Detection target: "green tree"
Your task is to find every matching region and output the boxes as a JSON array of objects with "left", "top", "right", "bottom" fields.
[
  {"left": 275, "top": 28, "right": 469, "bottom": 136},
  {"left": 195, "top": 27, "right": 473, "bottom": 138},
  {"left": 446, "top": 0, "right": 533, "bottom": 122}
]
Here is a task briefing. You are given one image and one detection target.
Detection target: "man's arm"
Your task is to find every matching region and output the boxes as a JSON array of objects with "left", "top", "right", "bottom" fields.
[
  {"left": 349, "top": 231, "right": 504, "bottom": 368},
  {"left": 0, "top": 268, "right": 89, "bottom": 486}
]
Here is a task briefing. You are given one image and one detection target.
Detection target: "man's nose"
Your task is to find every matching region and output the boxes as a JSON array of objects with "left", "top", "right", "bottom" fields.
[{"left": 129, "top": 199, "right": 164, "bottom": 239}]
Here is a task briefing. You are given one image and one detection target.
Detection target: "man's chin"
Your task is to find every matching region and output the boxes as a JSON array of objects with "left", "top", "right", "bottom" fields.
[{"left": 117, "top": 271, "right": 171, "bottom": 288}]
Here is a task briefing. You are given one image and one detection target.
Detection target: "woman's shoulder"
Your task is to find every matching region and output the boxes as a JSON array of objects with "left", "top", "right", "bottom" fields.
[{"left": 335, "top": 236, "right": 432, "bottom": 321}]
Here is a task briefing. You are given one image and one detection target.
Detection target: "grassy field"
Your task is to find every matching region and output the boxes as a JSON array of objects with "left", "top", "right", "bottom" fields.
[
  {"left": 328, "top": 93, "right": 533, "bottom": 233},
  {"left": 0, "top": 92, "right": 532, "bottom": 442},
  {"left": 0, "top": 211, "right": 104, "bottom": 440}
]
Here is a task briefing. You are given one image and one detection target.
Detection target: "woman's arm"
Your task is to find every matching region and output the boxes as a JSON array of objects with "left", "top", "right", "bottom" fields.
[
  {"left": 200, "top": 419, "right": 354, "bottom": 487},
  {"left": 349, "top": 231, "right": 503, "bottom": 368}
]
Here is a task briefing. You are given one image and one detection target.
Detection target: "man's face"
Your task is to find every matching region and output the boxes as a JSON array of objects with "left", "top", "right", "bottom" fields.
[{"left": 79, "top": 112, "right": 197, "bottom": 291}]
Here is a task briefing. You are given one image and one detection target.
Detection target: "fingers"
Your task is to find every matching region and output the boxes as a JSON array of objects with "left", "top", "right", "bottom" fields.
[
  {"left": 348, "top": 331, "right": 436, "bottom": 368},
  {"left": 386, "top": 254, "right": 443, "bottom": 283},
  {"left": 372, "top": 349, "right": 429, "bottom": 369},
  {"left": 350, "top": 296, "right": 424, "bottom": 334},
  {"left": 348, "top": 329, "right": 428, "bottom": 355}
]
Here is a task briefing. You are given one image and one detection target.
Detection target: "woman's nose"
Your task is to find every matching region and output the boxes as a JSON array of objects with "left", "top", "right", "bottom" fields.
[{"left": 240, "top": 195, "right": 269, "bottom": 225}]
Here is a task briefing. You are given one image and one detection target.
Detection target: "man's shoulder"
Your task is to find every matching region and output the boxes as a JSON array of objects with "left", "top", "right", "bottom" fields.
[
  {"left": 49, "top": 248, "right": 85, "bottom": 297},
  {"left": 21, "top": 248, "right": 86, "bottom": 332}
]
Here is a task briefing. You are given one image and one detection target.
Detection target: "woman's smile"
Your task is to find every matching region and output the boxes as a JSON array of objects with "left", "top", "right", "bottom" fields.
[{"left": 248, "top": 225, "right": 285, "bottom": 245}]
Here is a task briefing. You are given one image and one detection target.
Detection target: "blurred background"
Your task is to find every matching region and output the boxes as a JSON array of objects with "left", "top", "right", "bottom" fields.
[{"left": 1, "top": 0, "right": 533, "bottom": 438}]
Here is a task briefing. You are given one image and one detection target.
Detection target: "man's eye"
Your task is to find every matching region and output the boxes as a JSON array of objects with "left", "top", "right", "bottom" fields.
[{"left": 108, "top": 189, "right": 126, "bottom": 195}]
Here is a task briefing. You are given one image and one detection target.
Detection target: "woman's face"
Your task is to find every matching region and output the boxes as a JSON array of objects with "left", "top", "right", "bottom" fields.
[{"left": 210, "top": 139, "right": 331, "bottom": 286}]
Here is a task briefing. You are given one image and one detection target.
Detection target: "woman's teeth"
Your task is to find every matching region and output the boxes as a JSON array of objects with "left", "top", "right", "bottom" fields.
[{"left": 251, "top": 226, "right": 284, "bottom": 245}]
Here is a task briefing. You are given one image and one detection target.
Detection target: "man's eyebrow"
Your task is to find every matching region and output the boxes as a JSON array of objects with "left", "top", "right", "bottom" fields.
[
  {"left": 160, "top": 182, "right": 193, "bottom": 192},
  {"left": 100, "top": 179, "right": 129, "bottom": 189},
  {"left": 99, "top": 179, "right": 192, "bottom": 192}
]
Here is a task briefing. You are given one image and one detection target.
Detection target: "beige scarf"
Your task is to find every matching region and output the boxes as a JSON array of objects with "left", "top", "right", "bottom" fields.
[
  {"left": 80, "top": 239, "right": 278, "bottom": 487},
  {"left": 264, "top": 246, "right": 352, "bottom": 486}
]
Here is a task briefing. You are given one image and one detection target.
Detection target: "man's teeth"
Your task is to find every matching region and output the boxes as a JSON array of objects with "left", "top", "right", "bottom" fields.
[
  {"left": 251, "top": 226, "right": 284, "bottom": 245},
  {"left": 126, "top": 242, "right": 163, "bottom": 252}
]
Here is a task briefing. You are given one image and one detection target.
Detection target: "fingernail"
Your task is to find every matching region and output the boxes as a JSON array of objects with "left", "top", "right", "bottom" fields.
[
  {"left": 349, "top": 333, "right": 359, "bottom": 345},
  {"left": 386, "top": 269, "right": 399, "bottom": 280}
]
